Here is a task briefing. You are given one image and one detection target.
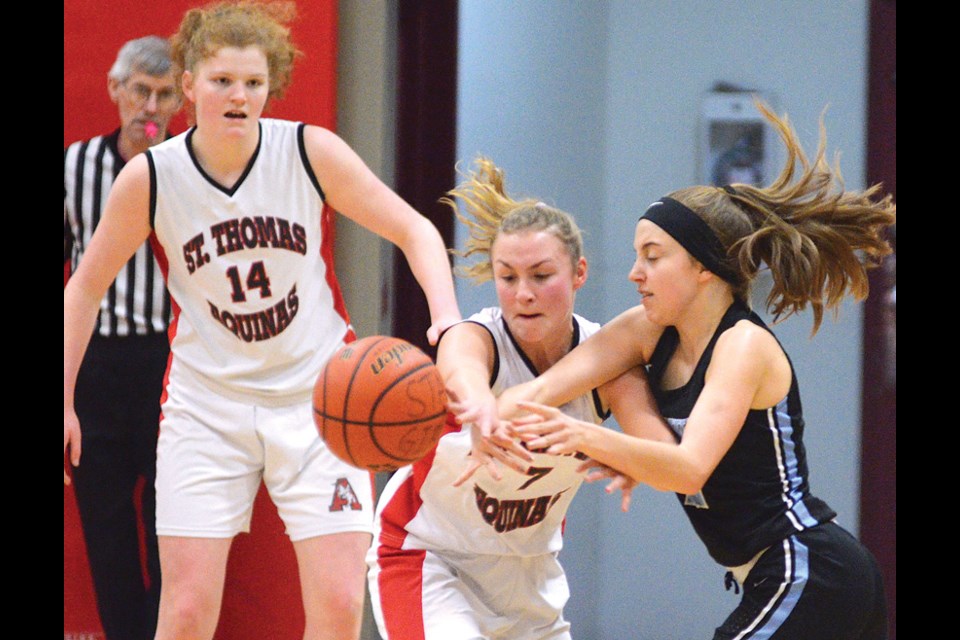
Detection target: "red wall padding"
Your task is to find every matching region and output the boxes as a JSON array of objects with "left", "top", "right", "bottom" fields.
[{"left": 64, "top": 2, "right": 338, "bottom": 638}]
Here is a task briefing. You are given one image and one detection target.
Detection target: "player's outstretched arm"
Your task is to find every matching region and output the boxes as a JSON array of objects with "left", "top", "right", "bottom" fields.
[
  {"left": 577, "top": 364, "right": 675, "bottom": 507},
  {"left": 499, "top": 304, "right": 657, "bottom": 418},
  {"left": 514, "top": 322, "right": 784, "bottom": 496},
  {"left": 437, "top": 323, "right": 532, "bottom": 485}
]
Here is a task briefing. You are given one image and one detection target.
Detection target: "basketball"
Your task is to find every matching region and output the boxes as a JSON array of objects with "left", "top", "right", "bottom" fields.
[{"left": 313, "top": 335, "right": 448, "bottom": 472}]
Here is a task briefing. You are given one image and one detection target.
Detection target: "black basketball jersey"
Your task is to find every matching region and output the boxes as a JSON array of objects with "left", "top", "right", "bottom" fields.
[{"left": 647, "top": 299, "right": 836, "bottom": 567}]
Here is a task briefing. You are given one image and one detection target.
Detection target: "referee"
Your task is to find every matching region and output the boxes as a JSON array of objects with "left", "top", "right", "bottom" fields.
[{"left": 64, "top": 36, "right": 181, "bottom": 640}]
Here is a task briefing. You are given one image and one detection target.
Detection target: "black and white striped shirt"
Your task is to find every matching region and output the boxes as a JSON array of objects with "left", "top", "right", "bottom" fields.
[{"left": 64, "top": 129, "right": 171, "bottom": 337}]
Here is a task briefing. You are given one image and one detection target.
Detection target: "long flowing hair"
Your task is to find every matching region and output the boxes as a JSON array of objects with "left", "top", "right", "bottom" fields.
[
  {"left": 671, "top": 101, "right": 896, "bottom": 333},
  {"left": 445, "top": 157, "right": 585, "bottom": 284}
]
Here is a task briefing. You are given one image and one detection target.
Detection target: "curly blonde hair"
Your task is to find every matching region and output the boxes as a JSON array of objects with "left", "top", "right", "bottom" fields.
[
  {"left": 171, "top": 0, "right": 301, "bottom": 101},
  {"left": 445, "top": 157, "right": 584, "bottom": 284},
  {"left": 671, "top": 100, "right": 895, "bottom": 334}
]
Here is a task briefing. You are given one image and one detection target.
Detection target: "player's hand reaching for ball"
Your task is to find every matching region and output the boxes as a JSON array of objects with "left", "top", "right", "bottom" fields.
[
  {"left": 510, "top": 400, "right": 594, "bottom": 456},
  {"left": 577, "top": 458, "right": 637, "bottom": 512},
  {"left": 64, "top": 408, "right": 82, "bottom": 485},
  {"left": 447, "top": 390, "right": 499, "bottom": 443},
  {"left": 448, "top": 392, "right": 533, "bottom": 487}
]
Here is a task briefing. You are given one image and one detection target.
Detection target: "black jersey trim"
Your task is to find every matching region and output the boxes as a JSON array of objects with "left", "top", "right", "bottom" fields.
[
  {"left": 501, "top": 316, "right": 542, "bottom": 379},
  {"left": 146, "top": 150, "right": 158, "bottom": 230},
  {"left": 592, "top": 387, "right": 610, "bottom": 421},
  {"left": 447, "top": 320, "right": 500, "bottom": 387},
  {"left": 574, "top": 320, "right": 609, "bottom": 420},
  {"left": 297, "top": 123, "right": 326, "bottom": 201},
  {"left": 501, "top": 315, "right": 580, "bottom": 378},
  {"left": 651, "top": 300, "right": 748, "bottom": 403},
  {"left": 501, "top": 316, "right": 607, "bottom": 420},
  {"left": 185, "top": 123, "right": 262, "bottom": 196}
]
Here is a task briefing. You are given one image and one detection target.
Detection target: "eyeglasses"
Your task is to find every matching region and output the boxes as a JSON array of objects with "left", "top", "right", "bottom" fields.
[{"left": 122, "top": 81, "right": 179, "bottom": 108}]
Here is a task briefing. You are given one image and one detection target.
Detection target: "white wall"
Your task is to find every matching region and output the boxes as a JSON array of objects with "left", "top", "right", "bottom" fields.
[
  {"left": 457, "top": 2, "right": 870, "bottom": 638},
  {"left": 456, "top": 0, "right": 612, "bottom": 320},
  {"left": 335, "top": 1, "right": 398, "bottom": 341}
]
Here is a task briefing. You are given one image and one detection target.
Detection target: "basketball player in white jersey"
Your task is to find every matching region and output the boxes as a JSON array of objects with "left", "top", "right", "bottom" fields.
[
  {"left": 63, "top": 3, "right": 461, "bottom": 640},
  {"left": 367, "top": 157, "right": 672, "bottom": 640}
]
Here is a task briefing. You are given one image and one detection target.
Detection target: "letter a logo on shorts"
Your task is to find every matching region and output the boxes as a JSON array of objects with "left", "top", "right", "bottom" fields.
[{"left": 330, "top": 477, "right": 363, "bottom": 512}]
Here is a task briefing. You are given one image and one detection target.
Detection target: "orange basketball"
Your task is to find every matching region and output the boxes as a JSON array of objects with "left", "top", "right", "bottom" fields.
[{"left": 313, "top": 335, "right": 448, "bottom": 472}]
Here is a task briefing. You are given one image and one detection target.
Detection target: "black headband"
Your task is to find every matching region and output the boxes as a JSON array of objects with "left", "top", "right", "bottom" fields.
[{"left": 639, "top": 197, "right": 738, "bottom": 284}]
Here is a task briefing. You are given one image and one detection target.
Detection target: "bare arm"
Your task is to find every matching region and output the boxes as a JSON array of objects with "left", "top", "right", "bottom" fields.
[
  {"left": 578, "top": 365, "right": 676, "bottom": 509},
  {"left": 304, "top": 126, "right": 461, "bottom": 344},
  {"left": 514, "top": 321, "right": 789, "bottom": 495},
  {"left": 437, "top": 322, "right": 532, "bottom": 483},
  {"left": 512, "top": 364, "right": 679, "bottom": 493},
  {"left": 600, "top": 365, "right": 673, "bottom": 443},
  {"left": 568, "top": 365, "right": 677, "bottom": 477},
  {"left": 498, "top": 304, "right": 661, "bottom": 417},
  {"left": 437, "top": 322, "right": 498, "bottom": 435},
  {"left": 64, "top": 156, "right": 153, "bottom": 483}
]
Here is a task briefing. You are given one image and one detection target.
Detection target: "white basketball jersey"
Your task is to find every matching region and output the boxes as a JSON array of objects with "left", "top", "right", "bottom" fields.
[
  {"left": 376, "top": 307, "right": 608, "bottom": 556},
  {"left": 149, "top": 119, "right": 353, "bottom": 405}
]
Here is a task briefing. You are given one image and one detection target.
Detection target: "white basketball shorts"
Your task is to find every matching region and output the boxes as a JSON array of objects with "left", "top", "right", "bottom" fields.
[
  {"left": 368, "top": 541, "right": 572, "bottom": 640},
  {"left": 156, "top": 377, "right": 374, "bottom": 540}
]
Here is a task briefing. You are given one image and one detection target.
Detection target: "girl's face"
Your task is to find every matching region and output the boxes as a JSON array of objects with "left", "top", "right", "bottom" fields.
[
  {"left": 491, "top": 230, "right": 586, "bottom": 347},
  {"left": 182, "top": 46, "right": 269, "bottom": 138},
  {"left": 628, "top": 219, "right": 703, "bottom": 326}
]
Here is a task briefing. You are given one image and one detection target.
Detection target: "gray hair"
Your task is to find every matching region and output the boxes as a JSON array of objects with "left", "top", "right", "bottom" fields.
[{"left": 107, "top": 36, "right": 173, "bottom": 83}]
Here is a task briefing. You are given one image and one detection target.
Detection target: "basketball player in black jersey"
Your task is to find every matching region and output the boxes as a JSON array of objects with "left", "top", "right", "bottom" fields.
[{"left": 499, "top": 101, "right": 894, "bottom": 639}]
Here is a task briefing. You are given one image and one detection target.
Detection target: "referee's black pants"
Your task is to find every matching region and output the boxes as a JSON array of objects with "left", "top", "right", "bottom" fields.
[{"left": 72, "top": 333, "right": 169, "bottom": 640}]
